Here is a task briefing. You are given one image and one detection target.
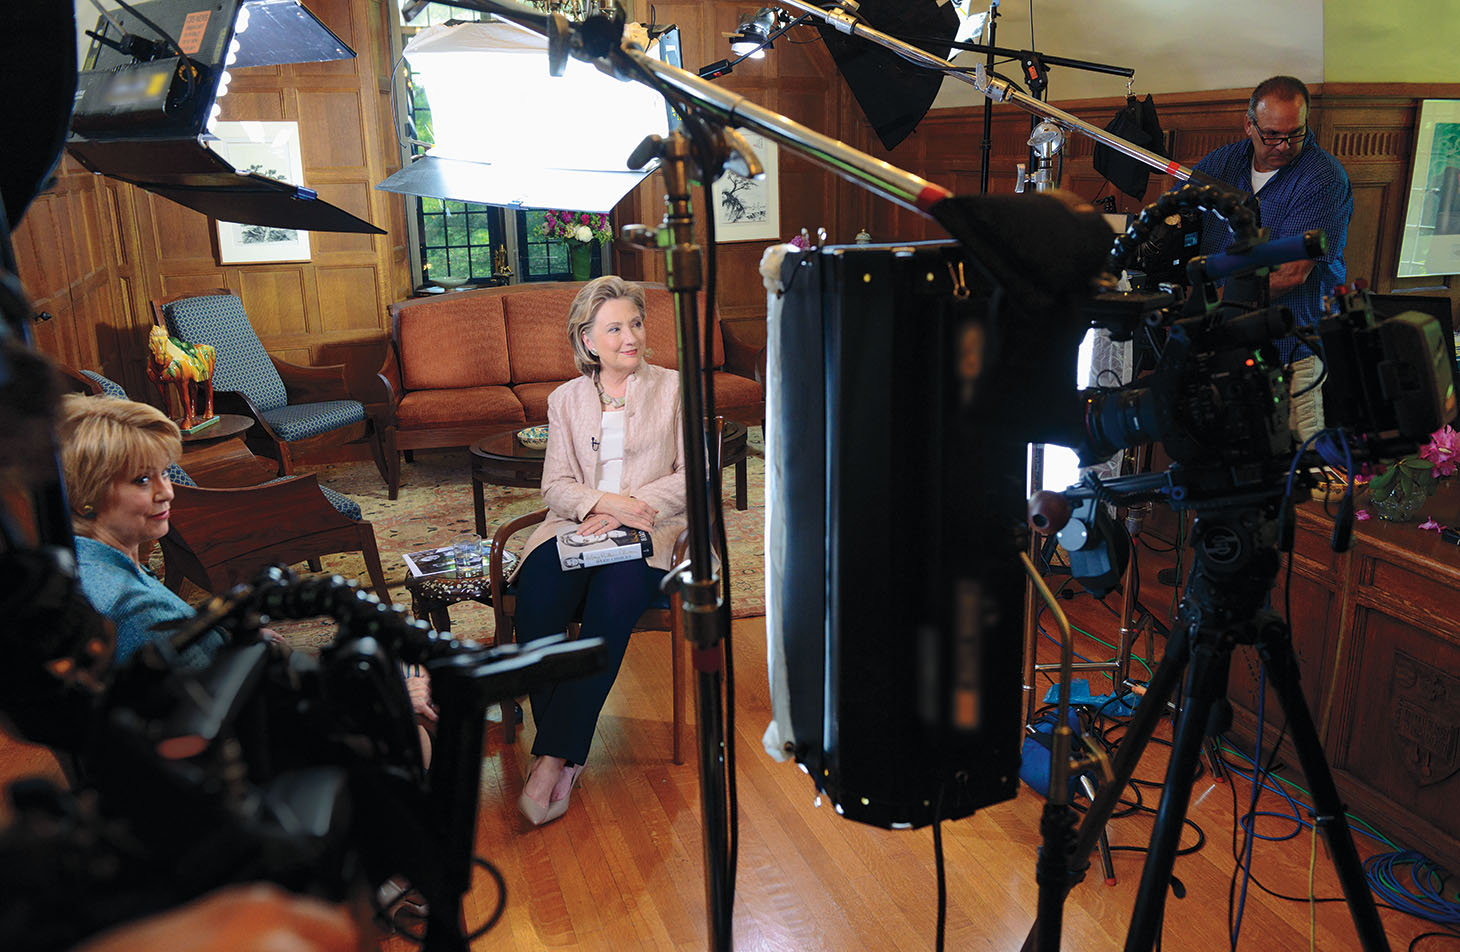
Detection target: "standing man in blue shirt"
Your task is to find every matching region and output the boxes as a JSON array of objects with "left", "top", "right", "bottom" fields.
[{"left": 1194, "top": 75, "right": 1354, "bottom": 441}]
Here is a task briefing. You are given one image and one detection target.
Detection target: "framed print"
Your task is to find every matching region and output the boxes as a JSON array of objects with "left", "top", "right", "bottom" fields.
[
  {"left": 712, "top": 130, "right": 780, "bottom": 242},
  {"left": 209, "top": 121, "right": 312, "bottom": 264},
  {"left": 1397, "top": 99, "right": 1460, "bottom": 278}
]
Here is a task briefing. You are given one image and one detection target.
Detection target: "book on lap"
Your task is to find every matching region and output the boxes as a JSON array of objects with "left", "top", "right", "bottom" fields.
[{"left": 556, "top": 528, "right": 653, "bottom": 571}]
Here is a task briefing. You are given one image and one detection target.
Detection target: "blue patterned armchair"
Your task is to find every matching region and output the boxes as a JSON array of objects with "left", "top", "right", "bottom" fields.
[{"left": 152, "top": 290, "right": 400, "bottom": 499}]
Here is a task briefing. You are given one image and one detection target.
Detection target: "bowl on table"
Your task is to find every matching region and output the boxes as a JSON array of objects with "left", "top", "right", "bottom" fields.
[
  {"left": 516, "top": 425, "right": 549, "bottom": 451},
  {"left": 433, "top": 275, "right": 470, "bottom": 289}
]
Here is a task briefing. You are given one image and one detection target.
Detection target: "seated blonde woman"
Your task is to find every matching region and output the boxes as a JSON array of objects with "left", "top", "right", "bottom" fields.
[
  {"left": 57, "top": 394, "right": 436, "bottom": 760},
  {"left": 511, "top": 275, "right": 686, "bottom": 826},
  {"left": 57, "top": 393, "right": 229, "bottom": 671}
]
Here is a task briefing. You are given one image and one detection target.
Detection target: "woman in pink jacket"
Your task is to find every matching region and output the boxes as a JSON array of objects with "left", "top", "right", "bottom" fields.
[{"left": 513, "top": 276, "right": 686, "bottom": 825}]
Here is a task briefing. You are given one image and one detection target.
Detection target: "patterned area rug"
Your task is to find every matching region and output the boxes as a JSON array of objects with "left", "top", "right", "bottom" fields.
[{"left": 270, "top": 429, "right": 765, "bottom": 648}]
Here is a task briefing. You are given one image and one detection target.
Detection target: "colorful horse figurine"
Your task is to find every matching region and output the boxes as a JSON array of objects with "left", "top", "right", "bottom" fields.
[{"left": 147, "top": 325, "right": 217, "bottom": 429}]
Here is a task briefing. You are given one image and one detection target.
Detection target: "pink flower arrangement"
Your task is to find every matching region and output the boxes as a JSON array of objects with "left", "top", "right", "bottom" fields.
[
  {"left": 534, "top": 209, "right": 613, "bottom": 245},
  {"left": 1420, "top": 424, "right": 1460, "bottom": 477}
]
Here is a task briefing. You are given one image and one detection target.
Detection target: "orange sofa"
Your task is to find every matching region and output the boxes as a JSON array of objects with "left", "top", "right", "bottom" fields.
[{"left": 381, "top": 281, "right": 764, "bottom": 454}]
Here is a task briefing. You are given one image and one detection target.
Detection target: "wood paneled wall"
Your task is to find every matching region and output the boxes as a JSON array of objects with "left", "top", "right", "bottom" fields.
[
  {"left": 855, "top": 83, "right": 1460, "bottom": 319},
  {"left": 15, "top": 0, "right": 409, "bottom": 396},
  {"left": 17, "top": 4, "right": 1458, "bottom": 389}
]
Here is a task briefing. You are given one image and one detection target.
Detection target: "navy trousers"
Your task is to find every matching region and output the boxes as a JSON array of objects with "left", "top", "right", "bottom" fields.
[{"left": 513, "top": 542, "right": 667, "bottom": 764}]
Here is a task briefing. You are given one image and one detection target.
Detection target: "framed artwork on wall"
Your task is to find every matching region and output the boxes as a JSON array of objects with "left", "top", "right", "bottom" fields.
[
  {"left": 209, "top": 121, "right": 313, "bottom": 264},
  {"left": 711, "top": 129, "right": 780, "bottom": 243},
  {"left": 1397, "top": 99, "right": 1460, "bottom": 278}
]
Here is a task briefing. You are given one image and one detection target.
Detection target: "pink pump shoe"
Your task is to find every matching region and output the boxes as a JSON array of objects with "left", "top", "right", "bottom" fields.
[
  {"left": 518, "top": 758, "right": 584, "bottom": 826},
  {"left": 542, "top": 763, "right": 584, "bottom": 824},
  {"left": 518, "top": 757, "right": 553, "bottom": 826}
]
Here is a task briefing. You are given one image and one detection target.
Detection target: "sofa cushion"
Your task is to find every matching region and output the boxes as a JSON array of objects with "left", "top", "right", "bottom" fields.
[
  {"left": 396, "top": 385, "right": 526, "bottom": 429},
  {"left": 642, "top": 286, "right": 723, "bottom": 370},
  {"left": 502, "top": 286, "right": 582, "bottom": 384},
  {"left": 397, "top": 294, "right": 511, "bottom": 391},
  {"left": 511, "top": 381, "right": 561, "bottom": 423}
]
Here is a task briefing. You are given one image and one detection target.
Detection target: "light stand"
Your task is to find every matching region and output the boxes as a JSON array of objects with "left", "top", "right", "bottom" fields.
[
  {"left": 389, "top": 5, "right": 963, "bottom": 950},
  {"left": 620, "top": 126, "right": 737, "bottom": 950}
]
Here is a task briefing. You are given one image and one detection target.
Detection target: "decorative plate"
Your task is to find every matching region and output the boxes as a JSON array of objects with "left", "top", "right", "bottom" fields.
[{"left": 517, "top": 425, "right": 549, "bottom": 450}]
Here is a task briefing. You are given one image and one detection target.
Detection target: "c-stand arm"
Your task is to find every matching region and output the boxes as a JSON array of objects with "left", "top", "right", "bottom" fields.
[{"left": 770, "top": 0, "right": 1192, "bottom": 183}]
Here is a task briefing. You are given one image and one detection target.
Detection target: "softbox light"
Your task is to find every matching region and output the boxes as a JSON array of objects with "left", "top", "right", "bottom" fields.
[
  {"left": 376, "top": 19, "right": 670, "bottom": 212},
  {"left": 68, "top": 0, "right": 383, "bottom": 234},
  {"left": 815, "top": 0, "right": 957, "bottom": 151}
]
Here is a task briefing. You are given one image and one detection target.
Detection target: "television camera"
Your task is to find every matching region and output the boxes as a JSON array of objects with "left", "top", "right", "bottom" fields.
[{"left": 0, "top": 563, "right": 603, "bottom": 952}]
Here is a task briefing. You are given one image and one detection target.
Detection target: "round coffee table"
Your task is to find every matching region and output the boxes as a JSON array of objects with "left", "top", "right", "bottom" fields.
[{"left": 470, "top": 421, "right": 750, "bottom": 538}]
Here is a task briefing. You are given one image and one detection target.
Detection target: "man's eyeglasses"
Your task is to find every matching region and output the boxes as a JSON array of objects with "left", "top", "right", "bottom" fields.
[{"left": 1248, "top": 116, "right": 1307, "bottom": 147}]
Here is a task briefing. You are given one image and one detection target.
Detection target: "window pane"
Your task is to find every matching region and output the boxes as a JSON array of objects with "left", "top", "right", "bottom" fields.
[
  {"left": 421, "top": 196, "right": 442, "bottom": 214},
  {"left": 426, "top": 247, "right": 449, "bottom": 275},
  {"left": 468, "top": 213, "right": 492, "bottom": 246},
  {"left": 445, "top": 212, "right": 467, "bottom": 246},
  {"left": 422, "top": 214, "right": 445, "bottom": 246},
  {"left": 443, "top": 200, "right": 466, "bottom": 215}
]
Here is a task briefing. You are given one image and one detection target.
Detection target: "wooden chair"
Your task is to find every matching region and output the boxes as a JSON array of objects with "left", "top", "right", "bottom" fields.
[
  {"left": 489, "top": 514, "right": 691, "bottom": 765},
  {"left": 485, "top": 420, "right": 728, "bottom": 767},
  {"left": 61, "top": 366, "right": 392, "bottom": 602},
  {"left": 151, "top": 290, "right": 400, "bottom": 499},
  {"left": 160, "top": 465, "right": 393, "bottom": 603}
]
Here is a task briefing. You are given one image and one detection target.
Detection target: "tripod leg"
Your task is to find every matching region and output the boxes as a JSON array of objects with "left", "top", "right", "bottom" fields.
[
  {"left": 1125, "top": 635, "right": 1231, "bottom": 952},
  {"left": 1205, "top": 737, "right": 1228, "bottom": 783},
  {"left": 1021, "top": 625, "right": 1191, "bottom": 952},
  {"left": 1079, "top": 773, "right": 1117, "bottom": 885},
  {"left": 1260, "top": 631, "right": 1391, "bottom": 951}
]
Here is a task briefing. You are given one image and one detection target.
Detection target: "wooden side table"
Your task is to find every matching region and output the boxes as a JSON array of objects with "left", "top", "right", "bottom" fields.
[
  {"left": 179, "top": 413, "right": 277, "bottom": 487},
  {"left": 402, "top": 574, "right": 495, "bottom": 638}
]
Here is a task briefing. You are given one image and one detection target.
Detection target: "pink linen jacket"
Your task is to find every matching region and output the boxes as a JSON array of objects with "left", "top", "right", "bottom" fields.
[{"left": 517, "top": 362, "right": 686, "bottom": 573}]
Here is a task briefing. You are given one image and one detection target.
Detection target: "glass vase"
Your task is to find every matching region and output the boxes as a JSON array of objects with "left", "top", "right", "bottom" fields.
[
  {"left": 1367, "top": 461, "right": 1437, "bottom": 522},
  {"left": 568, "top": 242, "right": 593, "bottom": 282}
]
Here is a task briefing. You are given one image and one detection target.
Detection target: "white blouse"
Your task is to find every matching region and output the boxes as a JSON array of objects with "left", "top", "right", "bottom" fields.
[{"left": 594, "top": 409, "right": 626, "bottom": 493}]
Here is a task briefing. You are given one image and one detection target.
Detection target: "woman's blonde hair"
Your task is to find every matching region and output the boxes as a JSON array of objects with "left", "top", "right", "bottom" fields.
[
  {"left": 566, "top": 275, "right": 647, "bottom": 377},
  {"left": 56, "top": 394, "right": 181, "bottom": 534}
]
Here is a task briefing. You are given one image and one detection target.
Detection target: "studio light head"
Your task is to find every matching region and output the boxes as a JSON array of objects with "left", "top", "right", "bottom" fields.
[
  {"left": 67, "top": 0, "right": 382, "bottom": 233},
  {"left": 728, "top": 8, "right": 783, "bottom": 59}
]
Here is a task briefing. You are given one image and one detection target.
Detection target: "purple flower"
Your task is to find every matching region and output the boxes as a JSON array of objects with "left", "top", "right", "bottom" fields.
[
  {"left": 1419, "top": 518, "right": 1447, "bottom": 533},
  {"left": 1420, "top": 425, "right": 1460, "bottom": 477},
  {"left": 1354, "top": 509, "right": 1371, "bottom": 521}
]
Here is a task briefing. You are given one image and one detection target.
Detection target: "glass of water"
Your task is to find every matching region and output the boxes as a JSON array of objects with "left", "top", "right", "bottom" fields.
[{"left": 454, "top": 540, "right": 485, "bottom": 577}]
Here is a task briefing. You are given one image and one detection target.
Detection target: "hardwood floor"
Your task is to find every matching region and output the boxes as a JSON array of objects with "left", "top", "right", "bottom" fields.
[
  {"left": 382, "top": 605, "right": 1443, "bottom": 952},
  {"left": 0, "top": 607, "right": 1448, "bottom": 950}
]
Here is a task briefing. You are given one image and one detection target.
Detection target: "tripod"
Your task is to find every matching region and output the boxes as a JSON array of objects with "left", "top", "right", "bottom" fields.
[{"left": 1026, "top": 490, "right": 1390, "bottom": 951}]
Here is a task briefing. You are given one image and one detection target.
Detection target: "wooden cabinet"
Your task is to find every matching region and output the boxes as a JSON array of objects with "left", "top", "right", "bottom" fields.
[{"left": 1226, "top": 480, "right": 1460, "bottom": 874}]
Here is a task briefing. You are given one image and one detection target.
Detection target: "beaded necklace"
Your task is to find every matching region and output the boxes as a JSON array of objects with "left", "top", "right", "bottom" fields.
[{"left": 595, "top": 373, "right": 626, "bottom": 409}]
